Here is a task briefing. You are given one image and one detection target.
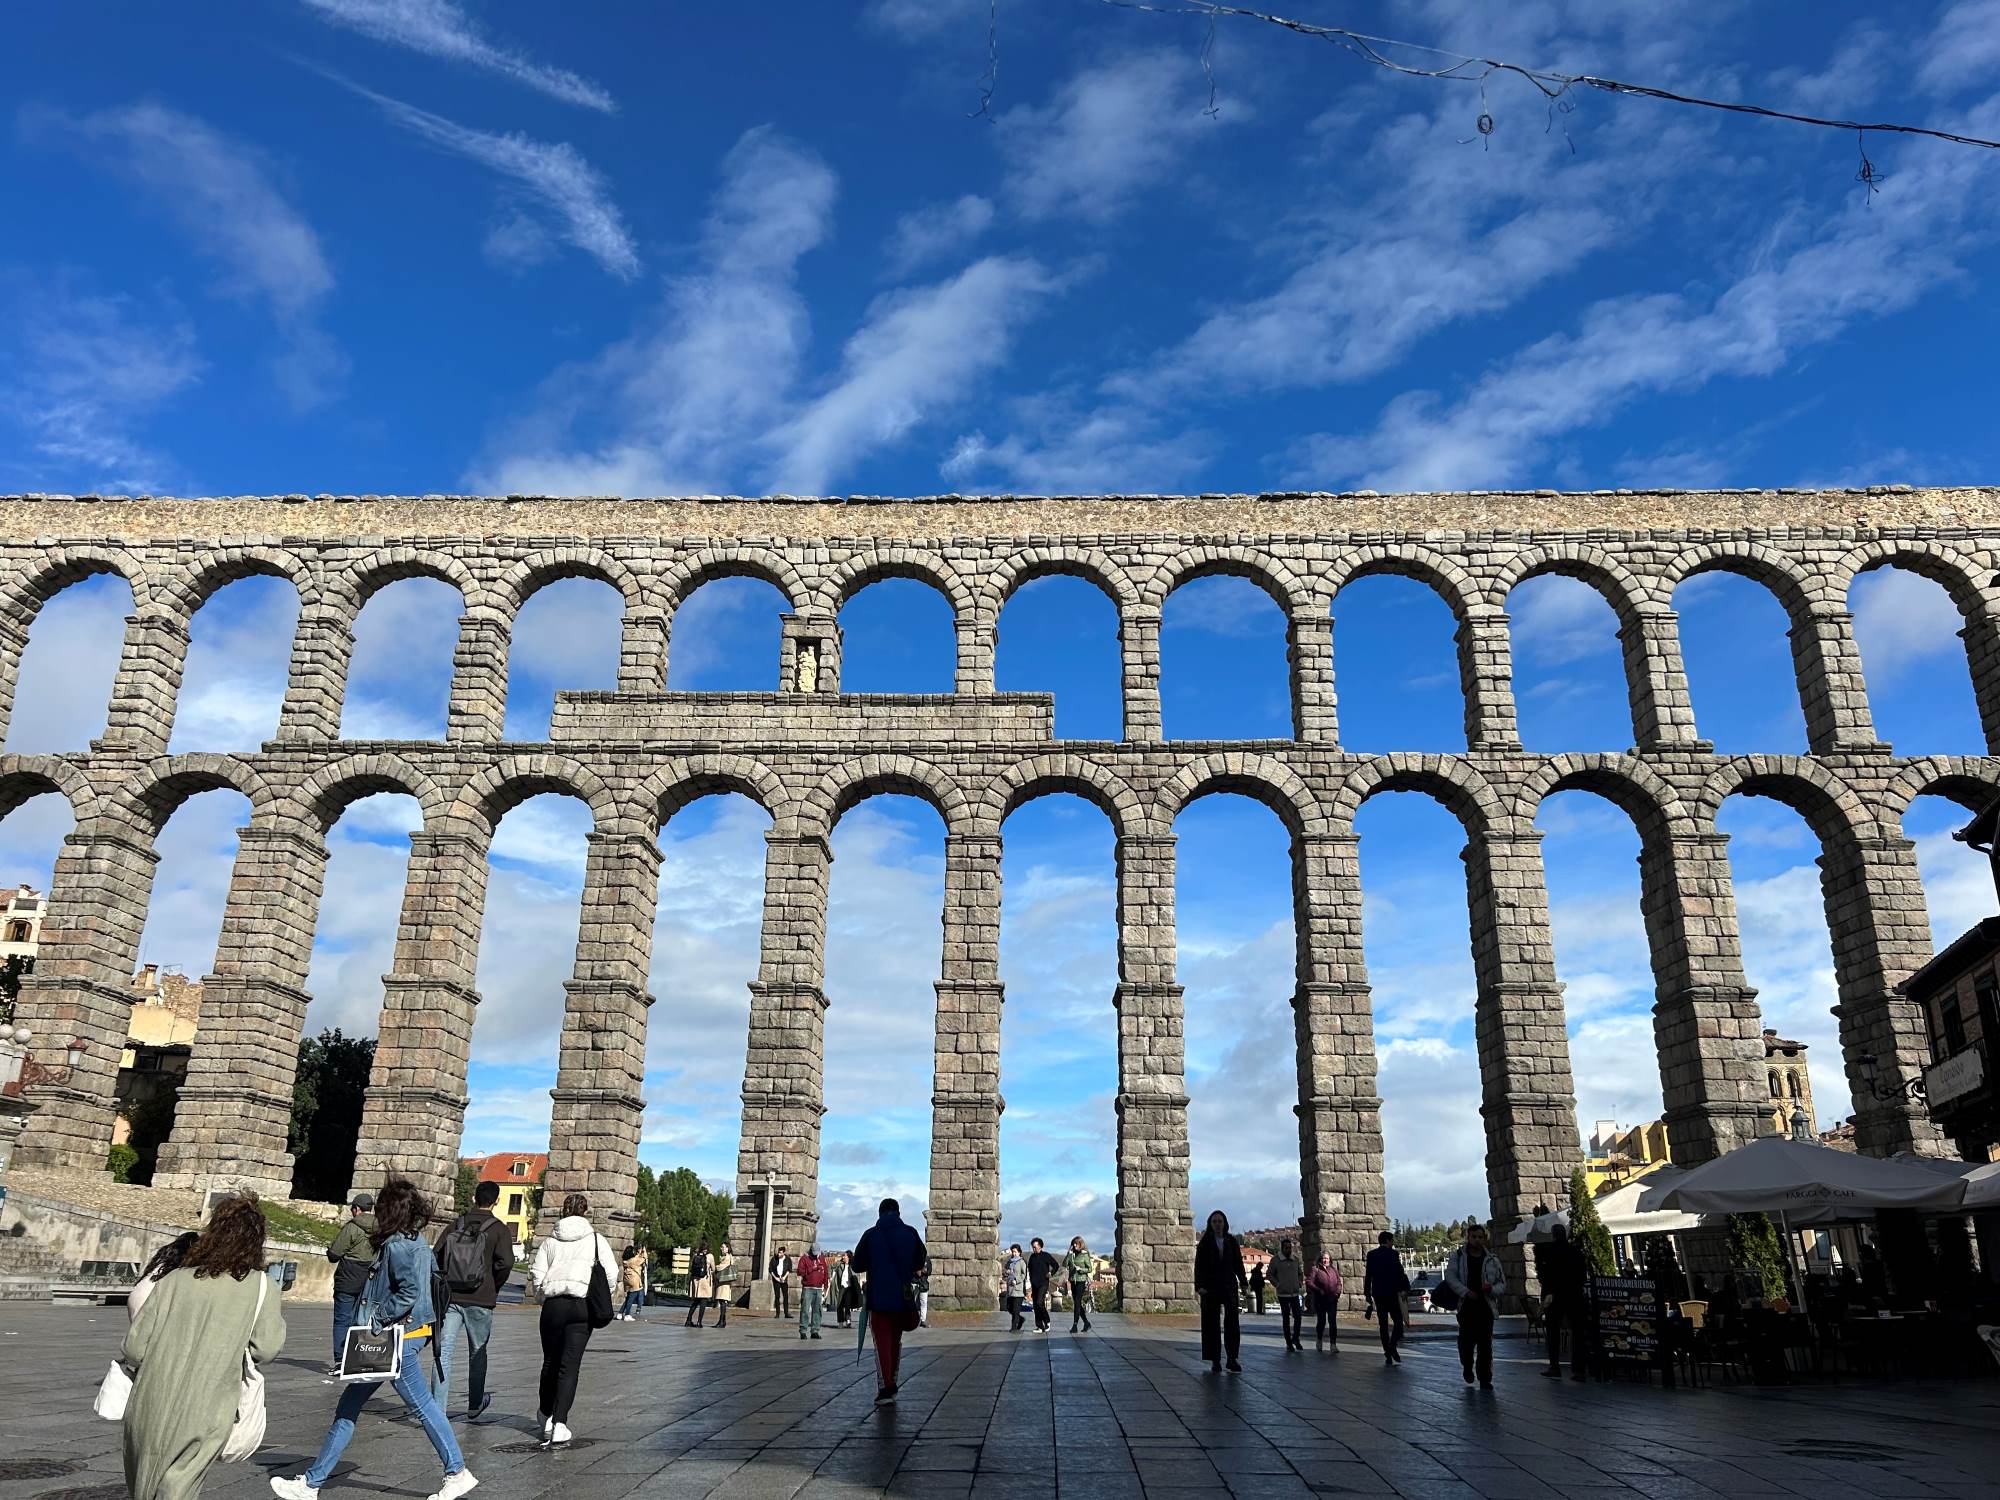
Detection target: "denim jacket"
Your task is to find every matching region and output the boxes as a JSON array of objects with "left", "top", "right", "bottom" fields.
[{"left": 359, "top": 1230, "right": 437, "bottom": 1332}]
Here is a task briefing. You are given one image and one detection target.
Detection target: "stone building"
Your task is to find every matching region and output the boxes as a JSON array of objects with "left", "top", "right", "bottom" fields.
[
  {"left": 111, "top": 963, "right": 202, "bottom": 1146},
  {"left": 0, "top": 487, "right": 1985, "bottom": 1308},
  {"left": 1763, "top": 1029, "right": 1817, "bottom": 1137},
  {"left": 2, "top": 883, "right": 42, "bottom": 962}
]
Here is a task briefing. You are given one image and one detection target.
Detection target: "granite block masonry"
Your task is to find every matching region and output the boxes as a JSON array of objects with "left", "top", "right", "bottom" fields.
[{"left": 1, "top": 486, "right": 1990, "bottom": 1309}]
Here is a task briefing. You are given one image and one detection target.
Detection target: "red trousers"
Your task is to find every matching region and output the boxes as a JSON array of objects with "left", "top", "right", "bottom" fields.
[{"left": 869, "top": 1311, "right": 904, "bottom": 1388}]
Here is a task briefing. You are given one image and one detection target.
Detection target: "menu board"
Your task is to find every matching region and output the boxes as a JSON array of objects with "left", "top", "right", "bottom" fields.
[{"left": 1591, "top": 1275, "right": 1665, "bottom": 1371}]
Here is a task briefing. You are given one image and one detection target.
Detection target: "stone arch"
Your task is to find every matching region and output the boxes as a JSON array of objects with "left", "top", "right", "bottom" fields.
[
  {"left": 109, "top": 754, "right": 273, "bottom": 839},
  {"left": 288, "top": 753, "right": 448, "bottom": 833},
  {"left": 1696, "top": 755, "right": 1878, "bottom": 846},
  {"left": 445, "top": 754, "right": 620, "bottom": 838},
  {"left": 974, "top": 754, "right": 1145, "bottom": 840},
  {"left": 1833, "top": 540, "right": 1988, "bottom": 619},
  {"left": 328, "top": 546, "right": 483, "bottom": 618},
  {"left": 1324, "top": 544, "right": 1482, "bottom": 621},
  {"left": 802, "top": 754, "right": 970, "bottom": 836},
  {"left": 0, "top": 755, "right": 99, "bottom": 825},
  {"left": 1512, "top": 753, "right": 1692, "bottom": 844},
  {"left": 1331, "top": 753, "right": 1504, "bottom": 837},
  {"left": 494, "top": 547, "right": 645, "bottom": 618},
  {"left": 980, "top": 546, "right": 1141, "bottom": 619},
  {"left": 1487, "top": 545, "right": 1657, "bottom": 625},
  {"left": 1662, "top": 542, "right": 1817, "bottom": 618},
  {"left": 162, "top": 545, "right": 318, "bottom": 620},
  {"left": 1878, "top": 756, "right": 2000, "bottom": 823},
  {"left": 817, "top": 547, "right": 973, "bottom": 622},
  {"left": 1145, "top": 543, "right": 1312, "bottom": 618},
  {"left": 658, "top": 546, "right": 806, "bottom": 615},
  {"left": 1, "top": 547, "right": 152, "bottom": 621},
  {"left": 636, "top": 753, "right": 794, "bottom": 832},
  {"left": 1160, "top": 752, "right": 1328, "bottom": 837}
]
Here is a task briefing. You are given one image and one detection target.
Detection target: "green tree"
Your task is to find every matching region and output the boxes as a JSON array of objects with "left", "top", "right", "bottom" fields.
[
  {"left": 632, "top": 1165, "right": 733, "bottom": 1264},
  {"left": 1567, "top": 1167, "right": 1616, "bottom": 1275},
  {"left": 1728, "top": 1211, "right": 1789, "bottom": 1301},
  {"left": 0, "top": 954, "right": 29, "bottom": 1027},
  {"left": 289, "top": 1029, "right": 375, "bottom": 1203},
  {"left": 453, "top": 1160, "right": 478, "bottom": 1214},
  {"left": 123, "top": 1085, "right": 181, "bottom": 1186}
]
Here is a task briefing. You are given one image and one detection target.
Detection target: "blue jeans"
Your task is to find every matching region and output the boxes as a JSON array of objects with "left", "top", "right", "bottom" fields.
[
  {"left": 331, "top": 1291, "right": 360, "bottom": 1365},
  {"left": 306, "top": 1336, "right": 463, "bottom": 1486},
  {"left": 429, "top": 1304, "right": 493, "bottom": 1409},
  {"left": 619, "top": 1289, "right": 645, "bottom": 1318}
]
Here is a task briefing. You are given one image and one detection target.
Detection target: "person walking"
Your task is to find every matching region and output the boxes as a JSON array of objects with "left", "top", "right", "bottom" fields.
[
  {"left": 1308, "top": 1252, "right": 1342, "bottom": 1352},
  {"left": 851, "top": 1197, "right": 926, "bottom": 1405},
  {"left": 1268, "top": 1239, "right": 1306, "bottom": 1351},
  {"left": 797, "top": 1246, "right": 829, "bottom": 1339},
  {"left": 1064, "top": 1237, "right": 1094, "bottom": 1333},
  {"left": 1193, "top": 1210, "right": 1247, "bottom": 1374},
  {"left": 1026, "top": 1238, "right": 1058, "bottom": 1333},
  {"left": 1537, "top": 1223, "right": 1590, "bottom": 1381},
  {"left": 529, "top": 1192, "right": 619, "bottom": 1445},
  {"left": 1250, "top": 1259, "right": 1267, "bottom": 1316},
  {"left": 1362, "top": 1231, "right": 1407, "bottom": 1365},
  {"left": 829, "top": 1254, "right": 851, "bottom": 1328},
  {"left": 271, "top": 1179, "right": 473, "bottom": 1500},
  {"left": 121, "top": 1194, "right": 286, "bottom": 1500},
  {"left": 913, "top": 1262, "right": 931, "bottom": 1327},
  {"left": 840, "top": 1252, "right": 864, "bottom": 1327},
  {"left": 711, "top": 1243, "right": 736, "bottom": 1328},
  {"left": 1000, "top": 1245, "right": 1027, "bottom": 1332},
  {"left": 1443, "top": 1222, "right": 1507, "bottom": 1390},
  {"left": 769, "top": 1246, "right": 795, "bottom": 1320},
  {"left": 126, "top": 1231, "right": 199, "bottom": 1323},
  {"left": 685, "top": 1242, "right": 712, "bottom": 1329},
  {"left": 619, "top": 1245, "right": 648, "bottom": 1321},
  {"left": 323, "top": 1193, "right": 376, "bottom": 1374},
  {"left": 429, "top": 1179, "right": 514, "bottom": 1421}
]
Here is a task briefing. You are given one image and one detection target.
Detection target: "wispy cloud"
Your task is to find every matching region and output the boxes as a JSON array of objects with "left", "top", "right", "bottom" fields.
[
  {"left": 340, "top": 81, "right": 638, "bottom": 279},
  {"left": 884, "top": 194, "right": 995, "bottom": 277},
  {"left": 22, "top": 102, "right": 344, "bottom": 409},
  {"left": 299, "top": 0, "right": 615, "bottom": 112}
]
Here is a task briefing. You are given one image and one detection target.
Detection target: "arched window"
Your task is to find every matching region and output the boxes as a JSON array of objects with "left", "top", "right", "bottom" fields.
[
  {"left": 996, "top": 577, "right": 1121, "bottom": 740},
  {"left": 1161, "top": 576, "right": 1289, "bottom": 740},
  {"left": 504, "top": 577, "right": 623, "bottom": 739},
  {"left": 668, "top": 578, "right": 789, "bottom": 691},
  {"left": 4, "top": 573, "right": 133, "bottom": 752},
  {"left": 1329, "top": 576, "right": 1464, "bottom": 752},
  {"left": 344, "top": 578, "right": 463, "bottom": 740},
  {"left": 1850, "top": 565, "right": 1982, "bottom": 754},
  {"left": 838, "top": 578, "right": 955, "bottom": 693},
  {"left": 1674, "top": 570, "right": 1806, "bottom": 752},
  {"left": 1769, "top": 1071, "right": 1781, "bottom": 1098},
  {"left": 170, "top": 576, "right": 299, "bottom": 752},
  {"left": 1505, "top": 576, "right": 1629, "bottom": 751}
]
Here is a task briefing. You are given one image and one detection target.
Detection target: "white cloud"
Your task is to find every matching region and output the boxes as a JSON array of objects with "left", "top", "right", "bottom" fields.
[
  {"left": 343, "top": 578, "right": 463, "bottom": 740},
  {"left": 0, "top": 280, "right": 201, "bottom": 495},
  {"left": 168, "top": 579, "right": 300, "bottom": 754},
  {"left": 997, "top": 50, "right": 1224, "bottom": 223},
  {"left": 2, "top": 572, "right": 133, "bottom": 753},
  {"left": 343, "top": 82, "right": 638, "bottom": 279},
  {"left": 1919, "top": 0, "right": 2000, "bottom": 96},
  {"left": 299, "top": 0, "right": 616, "bottom": 112},
  {"left": 26, "top": 103, "right": 345, "bottom": 409},
  {"left": 865, "top": 0, "right": 989, "bottom": 41},
  {"left": 1850, "top": 566, "right": 1967, "bottom": 682},
  {"left": 884, "top": 194, "right": 996, "bottom": 276},
  {"left": 1508, "top": 574, "right": 1622, "bottom": 668},
  {"left": 942, "top": 398, "right": 1212, "bottom": 494}
]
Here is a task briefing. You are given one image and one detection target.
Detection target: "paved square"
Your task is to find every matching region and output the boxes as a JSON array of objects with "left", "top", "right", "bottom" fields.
[{"left": 2, "top": 1301, "right": 1996, "bottom": 1499}]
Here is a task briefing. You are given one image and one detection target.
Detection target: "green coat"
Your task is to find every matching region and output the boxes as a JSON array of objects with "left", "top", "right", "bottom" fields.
[{"left": 119, "top": 1268, "right": 287, "bottom": 1500}]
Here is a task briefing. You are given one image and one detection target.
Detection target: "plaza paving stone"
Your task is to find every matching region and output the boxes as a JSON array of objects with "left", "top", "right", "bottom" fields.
[{"left": 1, "top": 1303, "right": 1996, "bottom": 1500}]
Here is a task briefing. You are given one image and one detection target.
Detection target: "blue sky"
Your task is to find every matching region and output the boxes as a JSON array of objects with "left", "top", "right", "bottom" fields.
[{"left": 3, "top": 0, "right": 1999, "bottom": 1250}]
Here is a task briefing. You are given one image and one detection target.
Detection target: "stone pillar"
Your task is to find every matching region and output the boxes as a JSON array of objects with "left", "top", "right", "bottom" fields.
[
  {"left": 1288, "top": 615, "right": 1339, "bottom": 745},
  {"left": 928, "top": 832, "right": 1003, "bottom": 1310},
  {"left": 1463, "top": 829, "right": 1578, "bottom": 1294},
  {"left": 1638, "top": 832, "right": 1768, "bottom": 1165},
  {"left": 13, "top": 829, "right": 161, "bottom": 1169},
  {"left": 541, "top": 831, "right": 659, "bottom": 1232},
  {"left": 95, "top": 614, "right": 189, "bottom": 755},
  {"left": 1791, "top": 607, "right": 1886, "bottom": 753},
  {"left": 1122, "top": 610, "right": 1162, "bottom": 744},
  {"left": 1820, "top": 833, "right": 1946, "bottom": 1156},
  {"left": 353, "top": 831, "right": 490, "bottom": 1204},
  {"left": 275, "top": 607, "right": 354, "bottom": 743},
  {"left": 1113, "top": 832, "right": 1190, "bottom": 1310},
  {"left": 1619, "top": 609, "right": 1706, "bottom": 750},
  {"left": 961, "top": 607, "right": 998, "bottom": 695},
  {"left": 731, "top": 831, "right": 832, "bottom": 1264},
  {"left": 0, "top": 615, "right": 30, "bottom": 747},
  {"left": 155, "top": 823, "right": 330, "bottom": 1197},
  {"left": 779, "top": 614, "right": 842, "bottom": 695},
  {"left": 445, "top": 617, "right": 509, "bottom": 742},
  {"left": 618, "top": 608, "right": 668, "bottom": 693},
  {"left": 1291, "top": 833, "right": 1385, "bottom": 1294},
  {"left": 1958, "top": 602, "right": 2000, "bottom": 756},
  {"left": 1456, "top": 607, "right": 1521, "bottom": 751}
]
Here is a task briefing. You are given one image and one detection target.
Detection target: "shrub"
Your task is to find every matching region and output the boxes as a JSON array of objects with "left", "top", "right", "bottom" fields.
[{"left": 106, "top": 1143, "right": 139, "bottom": 1183}]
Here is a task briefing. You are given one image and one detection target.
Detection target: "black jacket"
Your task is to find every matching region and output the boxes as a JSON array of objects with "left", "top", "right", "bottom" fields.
[
  {"left": 1026, "top": 1250, "right": 1059, "bottom": 1291},
  {"left": 1193, "top": 1232, "right": 1247, "bottom": 1300},
  {"left": 1535, "top": 1239, "right": 1588, "bottom": 1301},
  {"left": 1362, "top": 1245, "right": 1408, "bottom": 1303},
  {"left": 433, "top": 1208, "right": 516, "bottom": 1309}
]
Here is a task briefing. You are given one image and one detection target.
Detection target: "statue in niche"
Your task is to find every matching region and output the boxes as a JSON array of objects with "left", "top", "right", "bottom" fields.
[{"left": 797, "top": 640, "right": 819, "bottom": 693}]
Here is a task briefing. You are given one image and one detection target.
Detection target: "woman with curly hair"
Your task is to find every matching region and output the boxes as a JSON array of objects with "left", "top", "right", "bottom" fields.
[
  {"left": 271, "top": 1179, "right": 475, "bottom": 1500},
  {"left": 118, "top": 1195, "right": 286, "bottom": 1500}
]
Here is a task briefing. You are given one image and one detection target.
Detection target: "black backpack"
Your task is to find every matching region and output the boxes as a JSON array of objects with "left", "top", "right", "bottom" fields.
[{"left": 438, "top": 1214, "right": 491, "bottom": 1295}]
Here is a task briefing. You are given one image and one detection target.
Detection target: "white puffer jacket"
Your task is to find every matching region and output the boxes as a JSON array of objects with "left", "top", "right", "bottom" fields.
[{"left": 532, "top": 1216, "right": 618, "bottom": 1300}]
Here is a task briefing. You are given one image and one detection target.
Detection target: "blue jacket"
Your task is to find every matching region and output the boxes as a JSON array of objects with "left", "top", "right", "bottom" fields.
[
  {"left": 851, "top": 1211, "right": 927, "bottom": 1313},
  {"left": 360, "top": 1230, "right": 439, "bottom": 1332}
]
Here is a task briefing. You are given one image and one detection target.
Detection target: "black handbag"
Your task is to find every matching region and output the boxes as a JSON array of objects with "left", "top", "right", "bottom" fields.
[{"left": 586, "top": 1239, "right": 616, "bottom": 1329}]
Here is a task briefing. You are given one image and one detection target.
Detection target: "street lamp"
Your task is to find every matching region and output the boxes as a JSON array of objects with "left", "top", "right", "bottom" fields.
[
  {"left": 1857, "top": 1052, "right": 1926, "bottom": 1104},
  {"left": 19, "top": 1037, "right": 87, "bottom": 1088}
]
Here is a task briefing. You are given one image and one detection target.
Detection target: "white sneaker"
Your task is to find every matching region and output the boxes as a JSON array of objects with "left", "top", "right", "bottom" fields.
[
  {"left": 271, "top": 1479, "right": 319, "bottom": 1500},
  {"left": 428, "top": 1471, "right": 479, "bottom": 1500},
  {"left": 550, "top": 1422, "right": 573, "bottom": 1445}
]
